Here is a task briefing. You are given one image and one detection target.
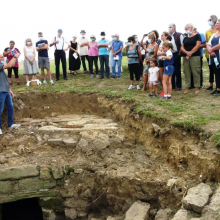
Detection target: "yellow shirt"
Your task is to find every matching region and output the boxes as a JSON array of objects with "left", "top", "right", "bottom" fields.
[{"left": 205, "top": 29, "right": 218, "bottom": 58}]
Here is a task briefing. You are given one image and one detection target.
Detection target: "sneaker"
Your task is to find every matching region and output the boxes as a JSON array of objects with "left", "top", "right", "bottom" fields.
[
  {"left": 154, "top": 94, "right": 159, "bottom": 97},
  {"left": 137, "top": 85, "right": 141, "bottom": 90},
  {"left": 160, "top": 96, "right": 168, "bottom": 100},
  {"left": 211, "top": 90, "right": 220, "bottom": 95},
  {"left": 160, "top": 91, "right": 164, "bottom": 96},
  {"left": 128, "top": 84, "right": 135, "bottom": 90},
  {"left": 142, "top": 88, "right": 146, "bottom": 91},
  {"left": 43, "top": 80, "right": 47, "bottom": 84},
  {"left": 90, "top": 74, "right": 93, "bottom": 78},
  {"left": 8, "top": 124, "right": 20, "bottom": 130},
  {"left": 9, "top": 83, "right": 13, "bottom": 86},
  {"left": 96, "top": 74, "right": 99, "bottom": 78},
  {"left": 167, "top": 96, "right": 172, "bottom": 99},
  {"left": 17, "top": 82, "right": 21, "bottom": 86},
  {"left": 112, "top": 76, "right": 116, "bottom": 79},
  {"left": 148, "top": 94, "right": 153, "bottom": 97},
  {"left": 26, "top": 81, "right": 31, "bottom": 86},
  {"left": 206, "top": 86, "right": 213, "bottom": 91},
  {"left": 195, "top": 90, "right": 200, "bottom": 95},
  {"left": 49, "top": 80, "right": 54, "bottom": 85},
  {"left": 183, "top": 89, "right": 189, "bottom": 94},
  {"left": 0, "top": 129, "right": 2, "bottom": 135}
]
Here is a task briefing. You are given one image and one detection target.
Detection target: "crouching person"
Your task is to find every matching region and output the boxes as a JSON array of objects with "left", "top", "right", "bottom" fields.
[{"left": 0, "top": 53, "right": 21, "bottom": 135}]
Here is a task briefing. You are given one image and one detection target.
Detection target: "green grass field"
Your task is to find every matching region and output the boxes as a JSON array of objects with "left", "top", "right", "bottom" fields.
[{"left": 13, "top": 56, "right": 220, "bottom": 135}]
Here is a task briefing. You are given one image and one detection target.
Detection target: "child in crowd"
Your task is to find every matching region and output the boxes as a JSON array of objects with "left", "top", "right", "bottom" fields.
[
  {"left": 160, "top": 42, "right": 175, "bottom": 99},
  {"left": 148, "top": 59, "right": 159, "bottom": 97}
]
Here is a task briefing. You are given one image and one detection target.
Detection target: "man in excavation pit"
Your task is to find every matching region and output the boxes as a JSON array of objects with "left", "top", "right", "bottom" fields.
[{"left": 0, "top": 53, "right": 21, "bottom": 135}]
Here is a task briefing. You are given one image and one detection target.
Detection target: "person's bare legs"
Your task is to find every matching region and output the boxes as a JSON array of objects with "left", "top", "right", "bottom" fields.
[
  {"left": 142, "top": 74, "right": 148, "bottom": 91},
  {"left": 41, "top": 69, "right": 46, "bottom": 81},
  {"left": 46, "top": 68, "right": 52, "bottom": 81},
  {"left": 25, "top": 75, "right": 29, "bottom": 83},
  {"left": 155, "top": 85, "right": 158, "bottom": 95},
  {"left": 168, "top": 75, "right": 172, "bottom": 96},
  {"left": 163, "top": 75, "right": 169, "bottom": 95},
  {"left": 8, "top": 78, "right": 12, "bottom": 83},
  {"left": 159, "top": 67, "right": 164, "bottom": 86},
  {"left": 149, "top": 83, "right": 153, "bottom": 94},
  {"left": 33, "top": 74, "right": 37, "bottom": 80}
]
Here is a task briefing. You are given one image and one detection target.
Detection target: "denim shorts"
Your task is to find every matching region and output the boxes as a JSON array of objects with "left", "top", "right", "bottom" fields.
[
  {"left": 163, "top": 65, "right": 175, "bottom": 75},
  {"left": 38, "top": 57, "right": 50, "bottom": 69}
]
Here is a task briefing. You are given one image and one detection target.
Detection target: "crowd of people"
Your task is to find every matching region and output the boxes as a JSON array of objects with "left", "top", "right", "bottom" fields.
[{"left": 0, "top": 15, "right": 220, "bottom": 134}]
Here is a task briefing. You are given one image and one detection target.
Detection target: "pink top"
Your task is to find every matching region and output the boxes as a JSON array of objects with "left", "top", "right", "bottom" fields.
[{"left": 88, "top": 41, "right": 99, "bottom": 56}]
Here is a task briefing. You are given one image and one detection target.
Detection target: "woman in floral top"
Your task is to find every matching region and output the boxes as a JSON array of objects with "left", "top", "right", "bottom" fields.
[{"left": 3, "top": 41, "right": 21, "bottom": 86}]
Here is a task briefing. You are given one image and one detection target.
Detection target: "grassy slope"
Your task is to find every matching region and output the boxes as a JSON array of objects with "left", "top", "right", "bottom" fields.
[{"left": 13, "top": 57, "right": 220, "bottom": 134}]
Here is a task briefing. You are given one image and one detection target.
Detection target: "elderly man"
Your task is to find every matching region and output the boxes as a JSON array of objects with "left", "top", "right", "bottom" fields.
[
  {"left": 168, "top": 23, "right": 184, "bottom": 91},
  {"left": 36, "top": 32, "right": 54, "bottom": 85},
  {"left": 79, "top": 30, "right": 89, "bottom": 74},
  {"left": 0, "top": 53, "right": 21, "bottom": 135},
  {"left": 98, "top": 32, "right": 110, "bottom": 79},
  {"left": 111, "top": 34, "right": 123, "bottom": 78},
  {"left": 50, "top": 29, "right": 69, "bottom": 81}
]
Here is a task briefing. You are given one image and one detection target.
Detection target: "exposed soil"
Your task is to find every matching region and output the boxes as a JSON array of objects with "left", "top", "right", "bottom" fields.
[{"left": 0, "top": 92, "right": 219, "bottom": 219}]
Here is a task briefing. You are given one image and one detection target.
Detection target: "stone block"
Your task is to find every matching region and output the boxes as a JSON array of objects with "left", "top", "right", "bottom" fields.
[
  {"left": 0, "top": 181, "right": 19, "bottom": 194},
  {"left": 19, "top": 178, "right": 56, "bottom": 191},
  {"left": 125, "top": 200, "right": 150, "bottom": 220},
  {"left": 65, "top": 208, "right": 77, "bottom": 220},
  {"left": 171, "top": 209, "right": 188, "bottom": 220},
  {"left": 183, "top": 183, "right": 212, "bottom": 213},
  {"left": 63, "top": 139, "right": 77, "bottom": 147},
  {"left": 64, "top": 198, "right": 88, "bottom": 208},
  {"left": 0, "top": 165, "right": 39, "bottom": 180},
  {"left": 52, "top": 167, "right": 64, "bottom": 179},
  {"left": 47, "top": 138, "right": 64, "bottom": 146},
  {"left": 40, "top": 168, "right": 52, "bottom": 180},
  {"left": 155, "top": 208, "right": 172, "bottom": 220}
]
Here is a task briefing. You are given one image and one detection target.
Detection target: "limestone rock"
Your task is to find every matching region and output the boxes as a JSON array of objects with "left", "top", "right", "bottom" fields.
[
  {"left": 125, "top": 200, "right": 150, "bottom": 220},
  {"left": 93, "top": 133, "right": 110, "bottom": 150},
  {"left": 42, "top": 208, "right": 57, "bottom": 220},
  {"left": 107, "top": 216, "right": 124, "bottom": 220},
  {"left": 0, "top": 181, "right": 19, "bottom": 194},
  {"left": 52, "top": 167, "right": 64, "bottom": 179},
  {"left": 77, "top": 139, "right": 89, "bottom": 150},
  {"left": 183, "top": 183, "right": 212, "bottom": 213},
  {"left": 64, "top": 198, "right": 88, "bottom": 208},
  {"left": 0, "top": 165, "right": 39, "bottom": 181},
  {"left": 47, "top": 139, "right": 64, "bottom": 146},
  {"left": 19, "top": 178, "right": 56, "bottom": 191},
  {"left": 155, "top": 208, "right": 172, "bottom": 220},
  {"left": 40, "top": 168, "right": 52, "bottom": 180},
  {"left": 115, "top": 148, "right": 122, "bottom": 155},
  {"left": 74, "top": 169, "right": 83, "bottom": 174},
  {"left": 159, "top": 127, "right": 171, "bottom": 137},
  {"left": 152, "top": 123, "right": 161, "bottom": 135},
  {"left": 63, "top": 139, "right": 77, "bottom": 147},
  {"left": 17, "top": 145, "right": 25, "bottom": 155},
  {"left": 149, "top": 209, "right": 157, "bottom": 216},
  {"left": 201, "top": 186, "right": 220, "bottom": 219},
  {"left": 171, "top": 209, "right": 188, "bottom": 220},
  {"left": 65, "top": 208, "right": 77, "bottom": 220},
  {"left": 60, "top": 189, "right": 74, "bottom": 198},
  {"left": 0, "top": 156, "right": 8, "bottom": 164}
]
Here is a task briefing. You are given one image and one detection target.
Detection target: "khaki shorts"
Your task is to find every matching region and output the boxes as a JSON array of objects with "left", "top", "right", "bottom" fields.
[{"left": 38, "top": 57, "right": 50, "bottom": 69}]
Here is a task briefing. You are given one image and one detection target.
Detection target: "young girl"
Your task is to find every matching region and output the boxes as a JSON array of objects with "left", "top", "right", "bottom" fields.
[
  {"left": 160, "top": 42, "right": 175, "bottom": 99},
  {"left": 148, "top": 58, "right": 159, "bottom": 97}
]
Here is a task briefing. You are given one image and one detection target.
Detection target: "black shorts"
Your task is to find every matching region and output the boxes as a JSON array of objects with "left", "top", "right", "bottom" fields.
[
  {"left": 158, "top": 60, "right": 164, "bottom": 68},
  {"left": 8, "top": 67, "right": 19, "bottom": 78}
]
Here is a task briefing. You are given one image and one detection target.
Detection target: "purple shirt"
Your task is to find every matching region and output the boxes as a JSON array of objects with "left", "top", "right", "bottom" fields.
[{"left": 88, "top": 41, "right": 99, "bottom": 56}]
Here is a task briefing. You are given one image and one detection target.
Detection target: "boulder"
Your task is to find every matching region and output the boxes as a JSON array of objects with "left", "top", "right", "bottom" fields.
[
  {"left": 0, "top": 165, "right": 39, "bottom": 180},
  {"left": 171, "top": 209, "right": 188, "bottom": 220},
  {"left": 125, "top": 200, "right": 150, "bottom": 220},
  {"left": 65, "top": 208, "right": 77, "bottom": 220},
  {"left": 183, "top": 183, "right": 212, "bottom": 213},
  {"left": 155, "top": 208, "right": 172, "bottom": 220}
]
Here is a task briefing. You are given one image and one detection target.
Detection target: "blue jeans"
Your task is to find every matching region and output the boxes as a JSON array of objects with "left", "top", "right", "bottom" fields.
[
  {"left": 0, "top": 92, "right": 14, "bottom": 128},
  {"left": 99, "top": 55, "right": 110, "bottom": 78},
  {"left": 112, "top": 56, "right": 122, "bottom": 77}
]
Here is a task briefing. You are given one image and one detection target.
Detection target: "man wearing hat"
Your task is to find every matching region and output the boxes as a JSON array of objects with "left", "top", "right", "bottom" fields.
[
  {"left": 36, "top": 32, "right": 54, "bottom": 84},
  {"left": 50, "top": 29, "right": 70, "bottom": 81},
  {"left": 98, "top": 32, "right": 110, "bottom": 79},
  {"left": 79, "top": 30, "right": 89, "bottom": 73}
]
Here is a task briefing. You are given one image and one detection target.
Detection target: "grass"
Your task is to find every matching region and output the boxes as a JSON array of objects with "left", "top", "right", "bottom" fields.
[{"left": 11, "top": 56, "right": 220, "bottom": 134}]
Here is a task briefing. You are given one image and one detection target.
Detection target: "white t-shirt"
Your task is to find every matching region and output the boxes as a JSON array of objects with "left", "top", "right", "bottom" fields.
[
  {"left": 78, "top": 37, "right": 89, "bottom": 56},
  {"left": 149, "top": 67, "right": 159, "bottom": 81},
  {"left": 50, "top": 36, "right": 70, "bottom": 50},
  {"left": 166, "top": 50, "right": 173, "bottom": 57}
]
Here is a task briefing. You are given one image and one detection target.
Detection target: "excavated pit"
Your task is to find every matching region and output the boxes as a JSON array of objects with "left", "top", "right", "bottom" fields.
[{"left": 0, "top": 93, "right": 219, "bottom": 220}]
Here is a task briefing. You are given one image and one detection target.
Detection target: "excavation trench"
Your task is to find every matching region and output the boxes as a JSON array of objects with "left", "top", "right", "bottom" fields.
[{"left": 0, "top": 93, "right": 219, "bottom": 219}]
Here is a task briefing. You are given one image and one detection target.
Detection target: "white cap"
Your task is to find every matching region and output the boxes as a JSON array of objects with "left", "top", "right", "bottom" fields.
[{"left": 115, "top": 33, "right": 120, "bottom": 37}]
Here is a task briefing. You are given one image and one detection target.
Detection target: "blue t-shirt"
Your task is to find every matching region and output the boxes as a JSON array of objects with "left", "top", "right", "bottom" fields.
[
  {"left": 0, "top": 63, "right": 10, "bottom": 93},
  {"left": 98, "top": 39, "right": 109, "bottom": 55},
  {"left": 199, "top": 33, "right": 206, "bottom": 57},
  {"left": 36, "top": 40, "right": 48, "bottom": 57},
  {"left": 112, "top": 40, "right": 123, "bottom": 57}
]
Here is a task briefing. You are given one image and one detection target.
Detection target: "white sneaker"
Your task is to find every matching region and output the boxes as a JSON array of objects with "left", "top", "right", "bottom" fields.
[
  {"left": 26, "top": 81, "right": 31, "bottom": 86},
  {"left": 50, "top": 80, "right": 54, "bottom": 85},
  {"left": 96, "top": 74, "right": 99, "bottom": 78},
  {"left": 43, "top": 80, "right": 47, "bottom": 84},
  {"left": 128, "top": 84, "right": 135, "bottom": 90},
  {"left": 8, "top": 124, "right": 20, "bottom": 130},
  {"left": 90, "top": 74, "right": 93, "bottom": 78},
  {"left": 0, "top": 129, "right": 2, "bottom": 135},
  {"left": 137, "top": 85, "right": 140, "bottom": 90}
]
